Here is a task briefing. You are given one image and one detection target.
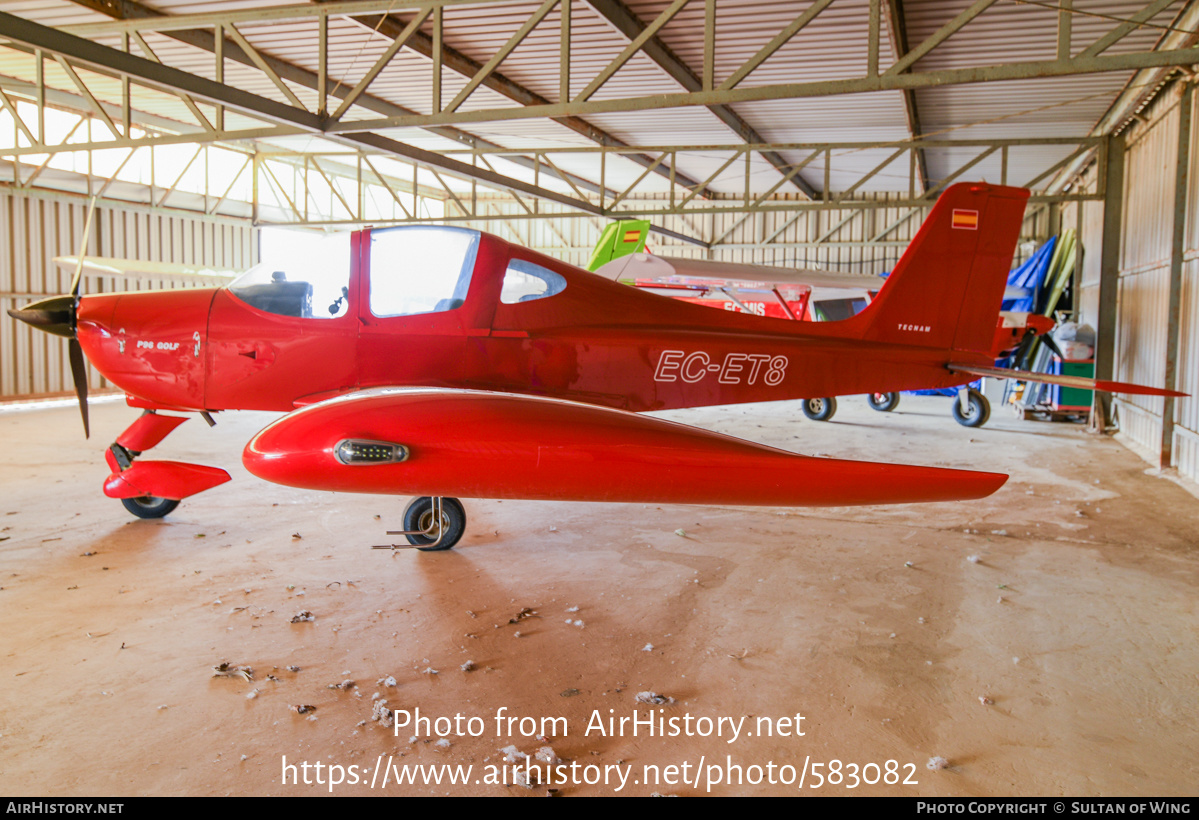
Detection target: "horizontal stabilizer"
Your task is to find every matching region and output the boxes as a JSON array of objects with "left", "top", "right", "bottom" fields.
[
  {"left": 948, "top": 363, "right": 1188, "bottom": 397},
  {"left": 245, "top": 388, "right": 1007, "bottom": 506}
]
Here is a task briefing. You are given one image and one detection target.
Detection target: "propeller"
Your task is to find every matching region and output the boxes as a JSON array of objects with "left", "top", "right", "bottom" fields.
[
  {"left": 5, "top": 196, "right": 96, "bottom": 438},
  {"left": 1010, "top": 323, "right": 1064, "bottom": 370},
  {"left": 1039, "top": 330, "right": 1064, "bottom": 359}
]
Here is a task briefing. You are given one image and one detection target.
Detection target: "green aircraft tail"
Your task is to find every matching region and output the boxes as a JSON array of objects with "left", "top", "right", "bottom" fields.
[{"left": 585, "top": 220, "right": 652, "bottom": 272}]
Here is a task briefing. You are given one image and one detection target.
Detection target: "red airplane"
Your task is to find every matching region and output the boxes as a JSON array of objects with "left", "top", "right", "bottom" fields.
[{"left": 10, "top": 182, "right": 1181, "bottom": 550}]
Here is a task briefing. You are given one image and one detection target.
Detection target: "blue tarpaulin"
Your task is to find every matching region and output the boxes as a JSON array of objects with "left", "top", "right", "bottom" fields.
[{"left": 1002, "top": 235, "right": 1057, "bottom": 313}]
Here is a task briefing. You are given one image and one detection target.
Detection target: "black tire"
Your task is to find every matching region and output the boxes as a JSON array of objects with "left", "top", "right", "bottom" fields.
[
  {"left": 867, "top": 392, "right": 900, "bottom": 412},
  {"left": 402, "top": 497, "right": 466, "bottom": 551},
  {"left": 951, "top": 388, "right": 991, "bottom": 428},
  {"left": 121, "top": 495, "right": 180, "bottom": 519},
  {"left": 801, "top": 397, "right": 837, "bottom": 421}
]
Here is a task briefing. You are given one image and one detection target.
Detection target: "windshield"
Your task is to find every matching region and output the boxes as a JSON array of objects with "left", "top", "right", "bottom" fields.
[
  {"left": 368, "top": 226, "right": 480, "bottom": 318},
  {"left": 229, "top": 232, "right": 351, "bottom": 319}
]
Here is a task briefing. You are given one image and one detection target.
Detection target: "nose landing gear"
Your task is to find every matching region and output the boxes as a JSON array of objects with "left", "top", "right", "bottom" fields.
[{"left": 104, "top": 411, "right": 231, "bottom": 518}]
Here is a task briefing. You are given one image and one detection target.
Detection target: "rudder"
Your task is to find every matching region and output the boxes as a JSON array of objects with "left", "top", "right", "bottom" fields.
[{"left": 851, "top": 183, "right": 1030, "bottom": 354}]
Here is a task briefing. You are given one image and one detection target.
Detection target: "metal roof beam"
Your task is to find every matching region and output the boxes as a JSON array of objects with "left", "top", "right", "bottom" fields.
[
  {"left": 885, "top": 0, "right": 929, "bottom": 194},
  {"left": 716, "top": 0, "right": 836, "bottom": 91},
  {"left": 1077, "top": 0, "right": 1179, "bottom": 60},
  {"left": 60, "top": 0, "right": 610, "bottom": 199},
  {"left": 0, "top": 10, "right": 604, "bottom": 217},
  {"left": 327, "top": 46, "right": 1199, "bottom": 131},
  {"left": 1046, "top": 0, "right": 1199, "bottom": 193},
  {"left": 885, "top": 0, "right": 999, "bottom": 76},
  {"left": 582, "top": 0, "right": 821, "bottom": 201},
  {"left": 337, "top": 5, "right": 714, "bottom": 198},
  {"left": 61, "top": 0, "right": 509, "bottom": 34}
]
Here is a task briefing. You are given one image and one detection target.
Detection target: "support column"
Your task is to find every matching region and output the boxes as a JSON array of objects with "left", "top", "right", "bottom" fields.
[
  {"left": 1047, "top": 202, "right": 1062, "bottom": 238},
  {"left": 1093, "top": 134, "right": 1125, "bottom": 431},
  {"left": 1161, "top": 82, "right": 1193, "bottom": 467}
]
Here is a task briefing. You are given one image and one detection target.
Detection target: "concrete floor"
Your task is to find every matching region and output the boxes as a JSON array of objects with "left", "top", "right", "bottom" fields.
[{"left": 1, "top": 394, "right": 1197, "bottom": 796}]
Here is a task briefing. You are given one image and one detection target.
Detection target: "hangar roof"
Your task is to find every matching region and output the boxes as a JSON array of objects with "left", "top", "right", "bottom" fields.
[{"left": 0, "top": 0, "right": 1196, "bottom": 222}]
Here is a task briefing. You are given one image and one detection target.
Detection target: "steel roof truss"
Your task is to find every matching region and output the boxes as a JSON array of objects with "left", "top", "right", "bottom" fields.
[
  {"left": 361, "top": 154, "right": 414, "bottom": 219},
  {"left": 331, "top": 8, "right": 433, "bottom": 121},
  {"left": 207, "top": 154, "right": 252, "bottom": 215},
  {"left": 64, "top": 0, "right": 610, "bottom": 197},
  {"left": 576, "top": 0, "right": 689, "bottom": 102},
  {"left": 1078, "top": 0, "right": 1179, "bottom": 59},
  {"left": 337, "top": 5, "right": 700, "bottom": 197},
  {"left": 1, "top": 11, "right": 604, "bottom": 217},
  {"left": 0, "top": 88, "right": 38, "bottom": 147},
  {"left": 717, "top": 0, "right": 836, "bottom": 91},
  {"left": 925, "top": 145, "right": 1000, "bottom": 198},
  {"left": 129, "top": 31, "right": 215, "bottom": 132},
  {"left": 885, "top": 0, "right": 1000, "bottom": 77},
  {"left": 54, "top": 57, "right": 121, "bottom": 139},
  {"left": 1021, "top": 144, "right": 1092, "bottom": 190},
  {"left": 583, "top": 0, "right": 819, "bottom": 200},
  {"left": 445, "top": 0, "right": 556, "bottom": 113},
  {"left": 322, "top": 53, "right": 1199, "bottom": 130},
  {"left": 155, "top": 144, "right": 204, "bottom": 207}
]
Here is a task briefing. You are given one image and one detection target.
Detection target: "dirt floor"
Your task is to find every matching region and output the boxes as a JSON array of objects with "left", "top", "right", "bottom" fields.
[{"left": 1, "top": 394, "right": 1197, "bottom": 797}]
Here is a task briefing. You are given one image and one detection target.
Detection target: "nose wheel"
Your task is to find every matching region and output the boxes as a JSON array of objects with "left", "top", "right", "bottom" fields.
[
  {"left": 374, "top": 497, "right": 466, "bottom": 551},
  {"left": 121, "top": 495, "right": 180, "bottom": 519}
]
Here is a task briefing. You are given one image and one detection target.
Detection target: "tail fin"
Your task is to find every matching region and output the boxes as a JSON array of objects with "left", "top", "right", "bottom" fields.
[
  {"left": 586, "top": 219, "right": 651, "bottom": 272},
  {"left": 851, "top": 183, "right": 1029, "bottom": 353}
]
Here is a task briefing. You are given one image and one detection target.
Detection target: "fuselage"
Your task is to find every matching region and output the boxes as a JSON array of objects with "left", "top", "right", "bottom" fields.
[{"left": 75, "top": 225, "right": 990, "bottom": 415}]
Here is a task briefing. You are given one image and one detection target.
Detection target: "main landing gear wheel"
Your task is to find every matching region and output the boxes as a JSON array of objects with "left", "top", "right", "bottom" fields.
[
  {"left": 121, "top": 495, "right": 180, "bottom": 519},
  {"left": 867, "top": 392, "right": 900, "bottom": 412},
  {"left": 402, "top": 497, "right": 466, "bottom": 551},
  {"left": 952, "top": 388, "right": 991, "bottom": 428},
  {"left": 801, "top": 397, "right": 837, "bottom": 422}
]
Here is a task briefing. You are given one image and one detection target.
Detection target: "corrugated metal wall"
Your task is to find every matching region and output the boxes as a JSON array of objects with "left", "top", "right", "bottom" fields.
[
  {"left": 0, "top": 188, "right": 256, "bottom": 400},
  {"left": 1117, "top": 91, "right": 1179, "bottom": 452},
  {"left": 1076, "top": 81, "right": 1198, "bottom": 482}
]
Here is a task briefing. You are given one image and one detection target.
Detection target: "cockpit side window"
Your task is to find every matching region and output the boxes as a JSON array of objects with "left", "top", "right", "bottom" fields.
[
  {"left": 500, "top": 259, "right": 567, "bottom": 304},
  {"left": 228, "top": 232, "right": 351, "bottom": 319},
  {"left": 369, "top": 226, "right": 480, "bottom": 318}
]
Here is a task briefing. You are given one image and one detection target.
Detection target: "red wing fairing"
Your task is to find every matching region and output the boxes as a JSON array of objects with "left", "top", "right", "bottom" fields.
[{"left": 244, "top": 388, "right": 1007, "bottom": 506}]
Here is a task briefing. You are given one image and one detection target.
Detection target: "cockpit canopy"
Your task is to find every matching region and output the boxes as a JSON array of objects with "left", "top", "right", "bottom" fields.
[
  {"left": 229, "top": 232, "right": 351, "bottom": 319},
  {"left": 227, "top": 225, "right": 568, "bottom": 321},
  {"left": 368, "top": 226, "right": 480, "bottom": 317}
]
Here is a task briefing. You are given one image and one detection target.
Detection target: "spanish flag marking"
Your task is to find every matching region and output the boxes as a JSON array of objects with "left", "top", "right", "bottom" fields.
[
  {"left": 952, "top": 209, "right": 979, "bottom": 230},
  {"left": 622, "top": 229, "right": 642, "bottom": 244}
]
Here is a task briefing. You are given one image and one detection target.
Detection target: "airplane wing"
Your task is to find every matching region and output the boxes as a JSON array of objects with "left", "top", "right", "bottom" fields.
[
  {"left": 596, "top": 252, "right": 1030, "bottom": 306},
  {"left": 243, "top": 387, "right": 1008, "bottom": 506},
  {"left": 948, "top": 363, "right": 1187, "bottom": 397},
  {"left": 53, "top": 255, "right": 238, "bottom": 279},
  {"left": 593, "top": 252, "right": 885, "bottom": 291}
]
